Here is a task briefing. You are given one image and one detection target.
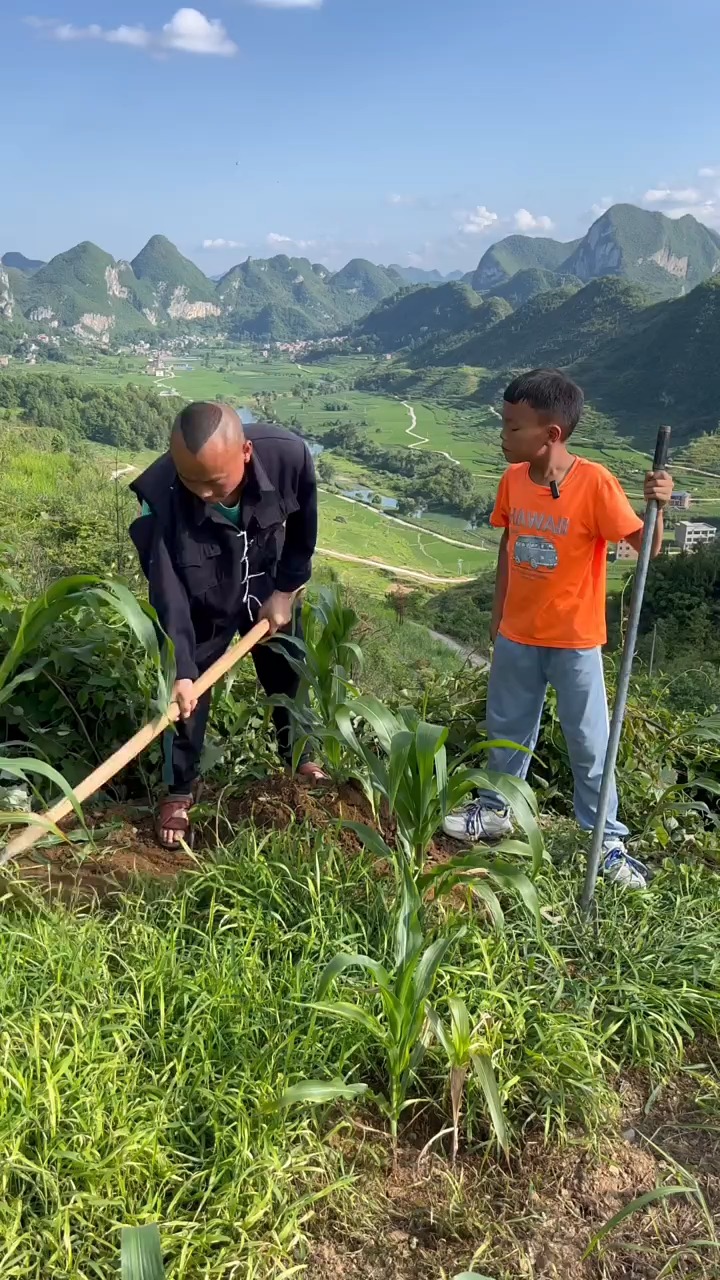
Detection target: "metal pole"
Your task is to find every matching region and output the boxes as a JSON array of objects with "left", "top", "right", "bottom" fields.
[{"left": 580, "top": 425, "right": 671, "bottom": 914}]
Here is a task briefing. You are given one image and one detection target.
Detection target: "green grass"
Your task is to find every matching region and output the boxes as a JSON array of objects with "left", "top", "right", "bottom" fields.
[
  {"left": 318, "top": 491, "right": 493, "bottom": 576},
  {"left": 1, "top": 827, "right": 718, "bottom": 1277}
]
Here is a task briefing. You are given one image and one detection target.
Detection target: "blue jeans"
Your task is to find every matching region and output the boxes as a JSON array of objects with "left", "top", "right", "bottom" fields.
[{"left": 484, "top": 634, "right": 627, "bottom": 840}]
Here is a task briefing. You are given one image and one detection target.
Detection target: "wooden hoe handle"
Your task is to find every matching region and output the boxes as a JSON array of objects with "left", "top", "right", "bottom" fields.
[{"left": 1, "top": 619, "right": 270, "bottom": 863}]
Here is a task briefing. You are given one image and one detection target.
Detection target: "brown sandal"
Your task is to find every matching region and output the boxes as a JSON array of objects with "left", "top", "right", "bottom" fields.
[{"left": 155, "top": 795, "right": 193, "bottom": 850}]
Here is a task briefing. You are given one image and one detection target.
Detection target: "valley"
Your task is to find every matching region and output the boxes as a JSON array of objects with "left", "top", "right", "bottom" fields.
[{"left": 6, "top": 5, "right": 720, "bottom": 1272}]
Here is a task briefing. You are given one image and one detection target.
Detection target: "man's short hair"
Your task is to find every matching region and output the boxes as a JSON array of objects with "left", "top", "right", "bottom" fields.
[
  {"left": 503, "top": 369, "right": 584, "bottom": 438},
  {"left": 174, "top": 401, "right": 230, "bottom": 454}
]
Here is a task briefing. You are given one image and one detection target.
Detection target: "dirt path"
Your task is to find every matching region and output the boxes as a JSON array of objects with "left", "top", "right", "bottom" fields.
[
  {"left": 401, "top": 401, "right": 461, "bottom": 467},
  {"left": 110, "top": 464, "right": 136, "bottom": 480},
  {"left": 319, "top": 488, "right": 490, "bottom": 552},
  {"left": 316, "top": 547, "right": 473, "bottom": 583}
]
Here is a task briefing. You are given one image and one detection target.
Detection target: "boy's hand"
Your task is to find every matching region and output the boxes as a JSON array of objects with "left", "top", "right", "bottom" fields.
[{"left": 644, "top": 470, "right": 673, "bottom": 507}]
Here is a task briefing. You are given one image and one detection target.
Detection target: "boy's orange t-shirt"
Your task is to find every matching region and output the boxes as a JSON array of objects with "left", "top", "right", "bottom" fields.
[{"left": 491, "top": 458, "right": 643, "bottom": 649}]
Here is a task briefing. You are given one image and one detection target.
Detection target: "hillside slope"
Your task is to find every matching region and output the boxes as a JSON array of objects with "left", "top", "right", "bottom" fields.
[
  {"left": 441, "top": 277, "right": 651, "bottom": 370},
  {"left": 574, "top": 273, "right": 720, "bottom": 438},
  {"left": 130, "top": 235, "right": 221, "bottom": 322},
  {"left": 218, "top": 255, "right": 401, "bottom": 340},
  {"left": 1, "top": 252, "right": 46, "bottom": 275},
  {"left": 389, "top": 265, "right": 465, "bottom": 286},
  {"left": 492, "top": 267, "right": 582, "bottom": 307},
  {"left": 472, "top": 234, "right": 580, "bottom": 291},
  {"left": 563, "top": 204, "right": 720, "bottom": 297},
  {"left": 472, "top": 204, "right": 720, "bottom": 300},
  {"left": 354, "top": 281, "right": 483, "bottom": 350},
  {"left": 20, "top": 243, "right": 156, "bottom": 335}
]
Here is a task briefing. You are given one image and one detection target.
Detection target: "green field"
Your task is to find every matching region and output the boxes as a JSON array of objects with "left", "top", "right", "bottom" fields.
[
  {"left": 318, "top": 491, "right": 493, "bottom": 576},
  {"left": 9, "top": 347, "right": 719, "bottom": 552}
]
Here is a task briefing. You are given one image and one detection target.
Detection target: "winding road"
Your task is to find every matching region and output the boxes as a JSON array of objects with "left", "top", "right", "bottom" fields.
[{"left": 401, "top": 401, "right": 461, "bottom": 467}]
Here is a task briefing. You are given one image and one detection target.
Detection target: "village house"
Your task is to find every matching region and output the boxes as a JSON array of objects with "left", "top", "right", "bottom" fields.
[{"left": 675, "top": 521, "right": 717, "bottom": 551}]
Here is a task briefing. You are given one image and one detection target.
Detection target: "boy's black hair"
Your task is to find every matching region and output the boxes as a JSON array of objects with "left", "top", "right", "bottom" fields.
[{"left": 503, "top": 368, "right": 584, "bottom": 438}]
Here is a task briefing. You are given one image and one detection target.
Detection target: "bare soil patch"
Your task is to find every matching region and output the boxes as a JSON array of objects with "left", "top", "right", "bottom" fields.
[{"left": 308, "top": 1089, "right": 719, "bottom": 1279}]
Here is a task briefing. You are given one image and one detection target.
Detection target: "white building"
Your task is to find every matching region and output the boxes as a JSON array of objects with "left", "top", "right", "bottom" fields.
[{"left": 675, "top": 521, "right": 717, "bottom": 551}]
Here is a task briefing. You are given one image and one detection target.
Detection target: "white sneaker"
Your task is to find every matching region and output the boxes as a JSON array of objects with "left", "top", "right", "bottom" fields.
[
  {"left": 443, "top": 800, "right": 513, "bottom": 843},
  {"left": 602, "top": 842, "right": 649, "bottom": 890}
]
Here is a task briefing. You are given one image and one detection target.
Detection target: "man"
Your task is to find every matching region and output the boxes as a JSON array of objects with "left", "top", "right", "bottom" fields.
[
  {"left": 130, "top": 400, "right": 326, "bottom": 849},
  {"left": 443, "top": 369, "right": 672, "bottom": 889}
]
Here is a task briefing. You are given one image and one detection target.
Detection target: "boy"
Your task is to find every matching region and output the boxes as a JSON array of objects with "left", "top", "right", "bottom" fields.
[{"left": 443, "top": 369, "right": 672, "bottom": 889}]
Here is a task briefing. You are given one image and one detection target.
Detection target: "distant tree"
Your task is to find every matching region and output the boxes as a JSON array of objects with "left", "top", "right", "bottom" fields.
[{"left": 316, "top": 456, "right": 336, "bottom": 484}]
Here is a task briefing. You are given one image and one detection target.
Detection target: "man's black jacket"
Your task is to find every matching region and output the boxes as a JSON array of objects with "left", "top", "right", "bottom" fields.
[{"left": 129, "top": 422, "right": 317, "bottom": 680}]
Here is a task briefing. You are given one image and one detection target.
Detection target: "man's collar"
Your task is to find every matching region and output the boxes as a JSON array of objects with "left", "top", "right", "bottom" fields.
[{"left": 181, "top": 454, "right": 282, "bottom": 528}]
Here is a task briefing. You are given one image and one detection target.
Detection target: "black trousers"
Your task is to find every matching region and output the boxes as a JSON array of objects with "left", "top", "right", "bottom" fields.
[{"left": 164, "top": 619, "right": 304, "bottom": 795}]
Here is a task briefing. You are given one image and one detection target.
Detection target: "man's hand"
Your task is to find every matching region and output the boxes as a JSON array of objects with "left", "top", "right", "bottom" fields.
[
  {"left": 173, "top": 678, "right": 198, "bottom": 721},
  {"left": 644, "top": 470, "right": 673, "bottom": 507},
  {"left": 258, "top": 590, "right": 295, "bottom": 638}
]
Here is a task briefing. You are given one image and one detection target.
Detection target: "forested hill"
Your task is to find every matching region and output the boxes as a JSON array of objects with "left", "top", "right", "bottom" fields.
[
  {"left": 4, "top": 203, "right": 720, "bottom": 346},
  {"left": 358, "top": 271, "right": 720, "bottom": 440},
  {"left": 0, "top": 370, "right": 176, "bottom": 451},
  {"left": 0, "top": 236, "right": 404, "bottom": 343},
  {"left": 472, "top": 204, "right": 720, "bottom": 298}
]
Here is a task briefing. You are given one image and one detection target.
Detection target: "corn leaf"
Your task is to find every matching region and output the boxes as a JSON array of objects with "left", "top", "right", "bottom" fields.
[
  {"left": 413, "top": 934, "right": 456, "bottom": 1006},
  {"left": 341, "top": 821, "right": 393, "bottom": 862},
  {"left": 471, "top": 1052, "right": 509, "bottom": 1157},
  {"left": 583, "top": 1185, "right": 692, "bottom": 1258},
  {"left": 317, "top": 951, "right": 390, "bottom": 997},
  {"left": 394, "top": 860, "right": 423, "bottom": 969},
  {"left": 120, "top": 1224, "right": 165, "bottom": 1280},
  {"left": 275, "top": 1079, "right": 368, "bottom": 1109},
  {"left": 310, "top": 1000, "right": 387, "bottom": 1042},
  {"left": 484, "top": 860, "right": 541, "bottom": 931}
]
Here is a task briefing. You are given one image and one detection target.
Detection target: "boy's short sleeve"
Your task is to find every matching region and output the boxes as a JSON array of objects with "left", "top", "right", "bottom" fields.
[
  {"left": 490, "top": 471, "right": 510, "bottom": 529},
  {"left": 594, "top": 469, "right": 643, "bottom": 543}
]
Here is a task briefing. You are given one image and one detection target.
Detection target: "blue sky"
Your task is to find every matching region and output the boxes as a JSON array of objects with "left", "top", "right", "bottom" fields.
[{"left": 3, "top": 0, "right": 720, "bottom": 274}]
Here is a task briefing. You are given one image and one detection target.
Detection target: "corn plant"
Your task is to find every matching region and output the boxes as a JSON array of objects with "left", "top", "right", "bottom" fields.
[
  {"left": 121, "top": 1225, "right": 164, "bottom": 1279},
  {"left": 0, "top": 756, "right": 86, "bottom": 865},
  {"left": 288, "top": 860, "right": 537, "bottom": 1155},
  {"left": 335, "top": 694, "right": 544, "bottom": 878},
  {"left": 0, "top": 573, "right": 175, "bottom": 712},
  {"left": 270, "top": 584, "right": 363, "bottom": 779},
  {"left": 303, "top": 865, "right": 455, "bottom": 1148},
  {"left": 426, "top": 996, "right": 508, "bottom": 1162}
]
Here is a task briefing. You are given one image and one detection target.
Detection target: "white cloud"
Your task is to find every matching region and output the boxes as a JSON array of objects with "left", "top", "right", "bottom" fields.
[
  {"left": 643, "top": 186, "right": 702, "bottom": 205},
  {"left": 266, "top": 232, "right": 317, "bottom": 250},
  {"left": 202, "top": 238, "right": 244, "bottom": 249},
  {"left": 388, "top": 193, "right": 417, "bottom": 206},
  {"left": 589, "top": 197, "right": 613, "bottom": 219},
  {"left": 459, "top": 205, "right": 499, "bottom": 235},
  {"left": 513, "top": 208, "right": 554, "bottom": 233},
  {"left": 27, "top": 8, "right": 238, "bottom": 56},
  {"left": 699, "top": 167, "right": 719, "bottom": 178},
  {"left": 664, "top": 201, "right": 720, "bottom": 226}
]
